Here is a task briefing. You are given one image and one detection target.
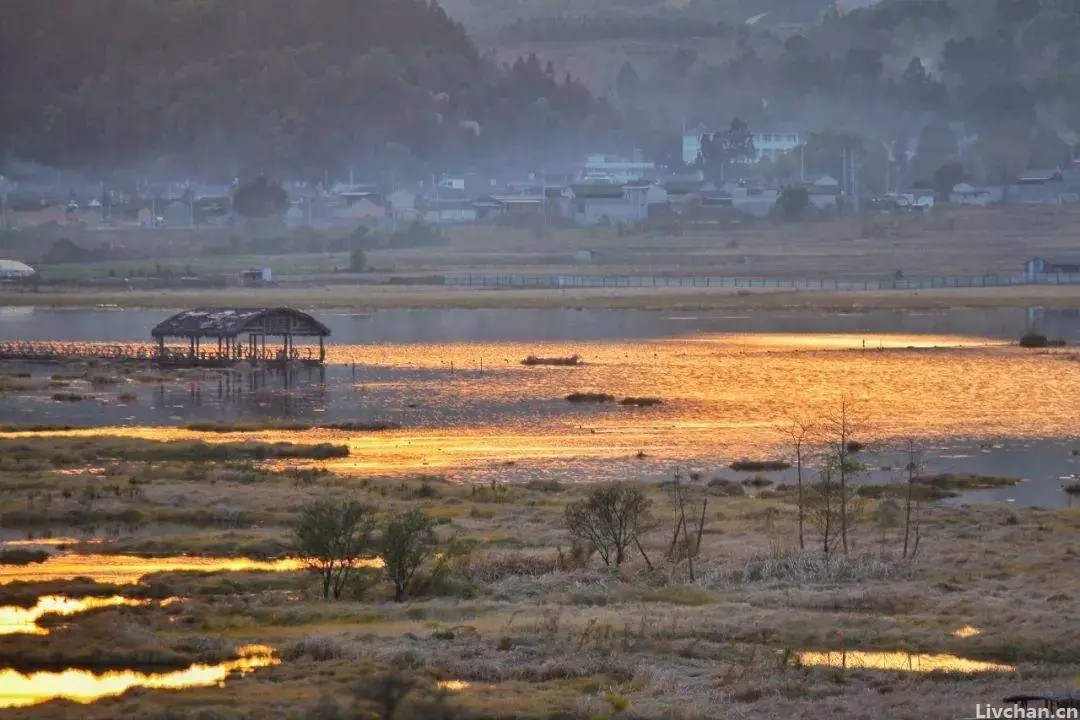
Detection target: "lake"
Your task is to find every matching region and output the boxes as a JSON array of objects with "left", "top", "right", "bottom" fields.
[{"left": 1, "top": 306, "right": 1077, "bottom": 507}]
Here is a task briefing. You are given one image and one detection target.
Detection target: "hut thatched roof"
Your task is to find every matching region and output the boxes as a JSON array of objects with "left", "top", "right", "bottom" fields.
[{"left": 151, "top": 307, "right": 330, "bottom": 338}]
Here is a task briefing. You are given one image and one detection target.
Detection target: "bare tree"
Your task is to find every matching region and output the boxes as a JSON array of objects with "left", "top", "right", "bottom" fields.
[
  {"left": 664, "top": 469, "right": 706, "bottom": 582},
  {"left": 806, "top": 456, "right": 865, "bottom": 560},
  {"left": 781, "top": 416, "right": 813, "bottom": 550},
  {"left": 807, "top": 461, "right": 838, "bottom": 558},
  {"left": 565, "top": 482, "right": 652, "bottom": 567},
  {"left": 902, "top": 439, "right": 923, "bottom": 560},
  {"left": 381, "top": 508, "right": 437, "bottom": 602},
  {"left": 824, "top": 397, "right": 864, "bottom": 555},
  {"left": 295, "top": 498, "right": 376, "bottom": 600},
  {"left": 873, "top": 499, "right": 902, "bottom": 557}
]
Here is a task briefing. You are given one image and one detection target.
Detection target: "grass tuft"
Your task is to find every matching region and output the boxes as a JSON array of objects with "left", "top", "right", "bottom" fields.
[{"left": 730, "top": 459, "right": 791, "bottom": 472}]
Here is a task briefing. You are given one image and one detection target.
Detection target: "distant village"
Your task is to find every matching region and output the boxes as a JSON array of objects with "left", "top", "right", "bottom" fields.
[{"left": 3, "top": 123, "right": 1080, "bottom": 236}]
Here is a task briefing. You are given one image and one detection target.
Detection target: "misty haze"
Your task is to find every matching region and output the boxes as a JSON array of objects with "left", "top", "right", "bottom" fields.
[{"left": 0, "top": 1, "right": 1078, "bottom": 719}]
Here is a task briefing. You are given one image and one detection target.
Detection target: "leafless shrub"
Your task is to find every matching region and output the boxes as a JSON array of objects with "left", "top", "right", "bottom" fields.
[{"left": 457, "top": 552, "right": 557, "bottom": 583}]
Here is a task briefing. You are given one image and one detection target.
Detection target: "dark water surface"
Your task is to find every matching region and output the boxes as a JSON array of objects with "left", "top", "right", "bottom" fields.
[{"left": 0, "top": 305, "right": 1077, "bottom": 343}]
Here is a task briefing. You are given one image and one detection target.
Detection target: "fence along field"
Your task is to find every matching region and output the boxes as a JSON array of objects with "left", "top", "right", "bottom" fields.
[{"left": 444, "top": 272, "right": 1080, "bottom": 290}]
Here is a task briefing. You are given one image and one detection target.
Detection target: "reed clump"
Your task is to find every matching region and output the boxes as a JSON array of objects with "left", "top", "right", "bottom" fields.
[
  {"left": 522, "top": 355, "right": 583, "bottom": 367},
  {"left": 565, "top": 392, "right": 615, "bottom": 403}
]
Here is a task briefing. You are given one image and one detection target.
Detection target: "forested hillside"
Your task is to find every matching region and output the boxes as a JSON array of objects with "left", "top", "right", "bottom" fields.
[
  {"left": 491, "top": 0, "right": 1080, "bottom": 187},
  {"left": 441, "top": 0, "right": 844, "bottom": 34},
  {"left": 676, "top": 0, "right": 1080, "bottom": 181},
  {"left": 0, "top": 0, "right": 614, "bottom": 177}
]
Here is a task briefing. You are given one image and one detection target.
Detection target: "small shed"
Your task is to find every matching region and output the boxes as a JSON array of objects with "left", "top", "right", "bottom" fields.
[
  {"left": 1026, "top": 256, "right": 1080, "bottom": 280},
  {"left": 238, "top": 268, "right": 273, "bottom": 287},
  {"left": 151, "top": 307, "right": 330, "bottom": 365}
]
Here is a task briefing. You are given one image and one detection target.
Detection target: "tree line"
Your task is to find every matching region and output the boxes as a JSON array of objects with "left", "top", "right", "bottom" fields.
[
  {"left": 0, "top": 0, "right": 617, "bottom": 179},
  {"left": 500, "top": 15, "right": 734, "bottom": 42}
]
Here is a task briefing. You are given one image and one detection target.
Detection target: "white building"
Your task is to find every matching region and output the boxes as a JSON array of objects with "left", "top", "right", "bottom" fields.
[
  {"left": 682, "top": 123, "right": 804, "bottom": 165},
  {"left": 582, "top": 154, "right": 655, "bottom": 184},
  {"left": 752, "top": 126, "right": 804, "bottom": 162}
]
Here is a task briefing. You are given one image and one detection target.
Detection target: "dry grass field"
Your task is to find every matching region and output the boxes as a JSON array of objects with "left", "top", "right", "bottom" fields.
[
  {"left": 7, "top": 281, "right": 1080, "bottom": 314},
  {"left": 397, "top": 205, "right": 1080, "bottom": 280},
  {"left": 0, "top": 435, "right": 1076, "bottom": 719},
  {"left": 6, "top": 205, "right": 1080, "bottom": 312}
]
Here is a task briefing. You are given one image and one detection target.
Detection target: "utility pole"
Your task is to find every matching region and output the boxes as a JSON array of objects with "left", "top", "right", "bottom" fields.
[
  {"left": 541, "top": 167, "right": 547, "bottom": 238},
  {"left": 0, "top": 175, "right": 7, "bottom": 232},
  {"left": 390, "top": 171, "right": 398, "bottom": 233},
  {"left": 852, "top": 148, "right": 860, "bottom": 214},
  {"left": 882, "top": 141, "right": 892, "bottom": 195},
  {"left": 432, "top": 173, "right": 441, "bottom": 232},
  {"left": 841, "top": 148, "right": 847, "bottom": 207},
  {"left": 800, "top": 144, "right": 806, "bottom": 183}
]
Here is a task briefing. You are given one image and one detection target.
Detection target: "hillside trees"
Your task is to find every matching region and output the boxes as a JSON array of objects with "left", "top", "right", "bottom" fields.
[
  {"left": 232, "top": 177, "right": 289, "bottom": 218},
  {"left": 0, "top": 0, "right": 616, "bottom": 176},
  {"left": 699, "top": 117, "right": 755, "bottom": 182}
]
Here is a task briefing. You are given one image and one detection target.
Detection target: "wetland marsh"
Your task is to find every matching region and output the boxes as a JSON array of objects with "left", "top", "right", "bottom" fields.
[{"left": 0, "top": 306, "right": 1077, "bottom": 718}]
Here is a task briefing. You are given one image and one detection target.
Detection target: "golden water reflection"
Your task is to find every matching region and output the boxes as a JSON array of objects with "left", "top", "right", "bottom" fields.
[
  {"left": 4, "top": 334, "right": 1078, "bottom": 475},
  {"left": 0, "top": 595, "right": 143, "bottom": 635},
  {"left": 0, "top": 554, "right": 306, "bottom": 586},
  {"left": 952, "top": 625, "right": 982, "bottom": 638},
  {"left": 0, "top": 644, "right": 278, "bottom": 708},
  {"left": 797, "top": 651, "right": 1013, "bottom": 673},
  {"left": 437, "top": 679, "right": 471, "bottom": 692}
]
